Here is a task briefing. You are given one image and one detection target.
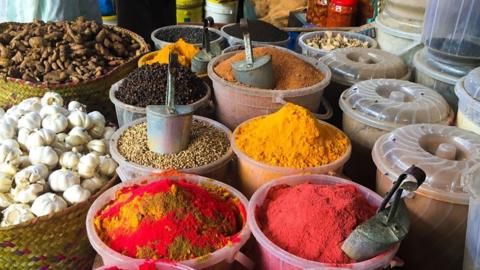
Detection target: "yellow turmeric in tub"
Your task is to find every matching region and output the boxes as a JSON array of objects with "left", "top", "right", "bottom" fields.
[
  {"left": 144, "top": 39, "right": 199, "bottom": 67},
  {"left": 235, "top": 103, "right": 350, "bottom": 168}
]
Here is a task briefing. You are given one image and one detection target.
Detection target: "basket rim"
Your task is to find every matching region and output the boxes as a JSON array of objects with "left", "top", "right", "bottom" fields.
[
  {"left": 0, "top": 22, "right": 149, "bottom": 89},
  {"left": 0, "top": 174, "right": 118, "bottom": 231}
]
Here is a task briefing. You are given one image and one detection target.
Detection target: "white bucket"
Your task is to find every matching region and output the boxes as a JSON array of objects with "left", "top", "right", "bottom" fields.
[{"left": 205, "top": 0, "right": 239, "bottom": 24}]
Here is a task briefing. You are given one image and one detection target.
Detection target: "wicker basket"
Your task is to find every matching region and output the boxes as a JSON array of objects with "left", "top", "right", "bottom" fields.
[
  {"left": 0, "top": 175, "right": 118, "bottom": 270},
  {"left": 0, "top": 23, "right": 149, "bottom": 119}
]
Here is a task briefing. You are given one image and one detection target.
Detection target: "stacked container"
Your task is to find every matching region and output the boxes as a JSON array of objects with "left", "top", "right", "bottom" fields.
[
  {"left": 464, "top": 164, "right": 480, "bottom": 270},
  {"left": 340, "top": 79, "right": 453, "bottom": 188},
  {"left": 373, "top": 124, "right": 480, "bottom": 270},
  {"left": 455, "top": 67, "right": 480, "bottom": 135}
]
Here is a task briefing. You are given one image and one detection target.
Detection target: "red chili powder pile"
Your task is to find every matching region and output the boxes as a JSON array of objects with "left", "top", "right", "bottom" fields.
[
  {"left": 105, "top": 261, "right": 156, "bottom": 270},
  {"left": 256, "top": 183, "right": 376, "bottom": 264},
  {"left": 95, "top": 179, "right": 245, "bottom": 262}
]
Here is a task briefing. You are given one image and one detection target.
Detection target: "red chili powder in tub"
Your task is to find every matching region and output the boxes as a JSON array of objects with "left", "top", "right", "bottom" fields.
[
  {"left": 94, "top": 178, "right": 245, "bottom": 262},
  {"left": 256, "top": 183, "right": 376, "bottom": 264}
]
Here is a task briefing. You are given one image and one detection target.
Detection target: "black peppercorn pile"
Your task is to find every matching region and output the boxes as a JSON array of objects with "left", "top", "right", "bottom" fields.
[
  {"left": 115, "top": 63, "right": 208, "bottom": 107},
  {"left": 155, "top": 27, "right": 220, "bottom": 44}
]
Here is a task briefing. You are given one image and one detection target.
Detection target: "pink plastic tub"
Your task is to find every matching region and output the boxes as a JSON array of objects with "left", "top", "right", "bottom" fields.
[
  {"left": 96, "top": 262, "right": 194, "bottom": 270},
  {"left": 248, "top": 174, "right": 399, "bottom": 270}
]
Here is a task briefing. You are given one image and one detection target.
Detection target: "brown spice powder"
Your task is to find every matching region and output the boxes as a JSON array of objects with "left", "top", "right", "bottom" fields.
[{"left": 214, "top": 47, "right": 324, "bottom": 90}]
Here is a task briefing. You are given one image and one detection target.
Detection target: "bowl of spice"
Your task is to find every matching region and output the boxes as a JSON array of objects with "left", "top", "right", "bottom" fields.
[
  {"left": 151, "top": 25, "right": 224, "bottom": 50},
  {"left": 86, "top": 172, "right": 252, "bottom": 270},
  {"left": 98, "top": 261, "right": 194, "bottom": 270},
  {"left": 232, "top": 103, "right": 351, "bottom": 196},
  {"left": 208, "top": 45, "right": 331, "bottom": 129},
  {"left": 109, "top": 116, "right": 234, "bottom": 183},
  {"left": 298, "top": 31, "right": 377, "bottom": 59},
  {"left": 248, "top": 173, "right": 399, "bottom": 270},
  {"left": 221, "top": 20, "right": 290, "bottom": 47},
  {"left": 110, "top": 63, "right": 211, "bottom": 127}
]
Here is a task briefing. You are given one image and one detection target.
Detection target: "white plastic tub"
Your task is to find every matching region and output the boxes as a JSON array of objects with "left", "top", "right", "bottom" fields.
[
  {"left": 109, "top": 116, "right": 234, "bottom": 183},
  {"left": 86, "top": 173, "right": 252, "bottom": 270},
  {"left": 110, "top": 79, "right": 211, "bottom": 127},
  {"left": 205, "top": 0, "right": 239, "bottom": 24},
  {"left": 151, "top": 25, "right": 224, "bottom": 50},
  {"left": 463, "top": 164, "right": 480, "bottom": 270},
  {"left": 298, "top": 31, "right": 378, "bottom": 59},
  {"left": 248, "top": 174, "right": 399, "bottom": 270},
  {"left": 455, "top": 67, "right": 480, "bottom": 135}
]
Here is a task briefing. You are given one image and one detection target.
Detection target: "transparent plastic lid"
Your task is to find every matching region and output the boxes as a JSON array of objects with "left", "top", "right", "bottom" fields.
[
  {"left": 340, "top": 79, "right": 452, "bottom": 130},
  {"left": 372, "top": 124, "right": 480, "bottom": 205},
  {"left": 379, "top": 0, "right": 427, "bottom": 36},
  {"left": 464, "top": 67, "right": 480, "bottom": 101},
  {"left": 321, "top": 48, "right": 409, "bottom": 86},
  {"left": 413, "top": 48, "right": 462, "bottom": 84}
]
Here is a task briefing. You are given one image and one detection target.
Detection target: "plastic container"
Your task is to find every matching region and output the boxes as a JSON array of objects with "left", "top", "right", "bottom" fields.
[
  {"left": 382, "top": 0, "right": 427, "bottom": 30},
  {"left": 373, "top": 124, "right": 480, "bottom": 270},
  {"left": 97, "top": 262, "right": 194, "bottom": 270},
  {"left": 298, "top": 31, "right": 378, "bottom": 59},
  {"left": 205, "top": 0, "right": 239, "bottom": 24},
  {"left": 422, "top": 0, "right": 480, "bottom": 65},
  {"left": 326, "top": 0, "right": 357, "bottom": 27},
  {"left": 455, "top": 67, "right": 480, "bottom": 135},
  {"left": 109, "top": 79, "right": 211, "bottom": 127},
  {"left": 102, "top": 15, "right": 118, "bottom": 26},
  {"left": 220, "top": 24, "right": 290, "bottom": 48},
  {"left": 176, "top": 5, "right": 203, "bottom": 23},
  {"left": 307, "top": 0, "right": 328, "bottom": 26},
  {"left": 109, "top": 116, "right": 234, "bottom": 183},
  {"left": 208, "top": 45, "right": 332, "bottom": 129},
  {"left": 221, "top": 44, "right": 265, "bottom": 54},
  {"left": 231, "top": 116, "right": 351, "bottom": 197},
  {"left": 151, "top": 25, "right": 224, "bottom": 50},
  {"left": 248, "top": 174, "right": 399, "bottom": 270},
  {"left": 320, "top": 47, "right": 410, "bottom": 128},
  {"left": 340, "top": 79, "right": 453, "bottom": 188},
  {"left": 413, "top": 48, "right": 461, "bottom": 111},
  {"left": 86, "top": 173, "right": 252, "bottom": 270},
  {"left": 464, "top": 164, "right": 480, "bottom": 270}
]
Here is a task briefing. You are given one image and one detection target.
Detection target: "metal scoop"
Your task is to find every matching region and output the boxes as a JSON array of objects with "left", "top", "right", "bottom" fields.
[
  {"left": 231, "top": 19, "right": 275, "bottom": 89},
  {"left": 191, "top": 17, "right": 220, "bottom": 75},
  {"left": 341, "top": 165, "right": 427, "bottom": 261},
  {"left": 147, "top": 52, "right": 193, "bottom": 154}
]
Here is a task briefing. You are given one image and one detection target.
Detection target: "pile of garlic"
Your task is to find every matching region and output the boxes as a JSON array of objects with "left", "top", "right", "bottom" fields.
[{"left": 0, "top": 92, "right": 117, "bottom": 227}]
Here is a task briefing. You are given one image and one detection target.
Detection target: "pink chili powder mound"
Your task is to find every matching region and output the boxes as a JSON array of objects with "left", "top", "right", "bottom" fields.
[{"left": 256, "top": 183, "right": 377, "bottom": 264}]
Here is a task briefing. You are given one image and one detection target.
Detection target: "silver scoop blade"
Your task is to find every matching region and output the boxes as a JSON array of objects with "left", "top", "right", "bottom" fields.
[
  {"left": 147, "top": 52, "right": 193, "bottom": 154},
  {"left": 231, "top": 19, "right": 274, "bottom": 89},
  {"left": 191, "top": 17, "right": 220, "bottom": 75}
]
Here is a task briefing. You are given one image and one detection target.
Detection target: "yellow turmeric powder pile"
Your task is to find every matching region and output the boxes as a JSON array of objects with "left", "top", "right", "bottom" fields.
[
  {"left": 235, "top": 103, "right": 350, "bottom": 168},
  {"left": 141, "top": 39, "right": 199, "bottom": 67}
]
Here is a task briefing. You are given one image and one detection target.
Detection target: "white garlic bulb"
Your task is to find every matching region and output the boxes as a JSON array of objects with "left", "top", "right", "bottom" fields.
[
  {"left": 42, "top": 113, "right": 68, "bottom": 133},
  {"left": 11, "top": 183, "right": 44, "bottom": 203},
  {"left": 29, "top": 146, "right": 59, "bottom": 168},
  {"left": 40, "top": 92, "right": 64, "bottom": 107},
  {"left": 88, "top": 111, "right": 105, "bottom": 127},
  {"left": 87, "top": 139, "right": 107, "bottom": 155},
  {"left": 77, "top": 153, "right": 100, "bottom": 178},
  {"left": 18, "top": 112, "right": 41, "bottom": 130},
  {"left": 0, "top": 193, "right": 14, "bottom": 208},
  {"left": 26, "top": 128, "right": 56, "bottom": 150},
  {"left": 0, "top": 173, "right": 12, "bottom": 193},
  {"left": 5, "top": 106, "right": 26, "bottom": 122},
  {"left": 1, "top": 139, "right": 20, "bottom": 150},
  {"left": 63, "top": 185, "right": 91, "bottom": 204},
  {"left": 17, "top": 128, "right": 32, "bottom": 149},
  {"left": 48, "top": 169, "right": 80, "bottom": 192},
  {"left": 0, "top": 108, "right": 4, "bottom": 118},
  {"left": 0, "top": 121, "right": 15, "bottom": 140},
  {"left": 56, "top": 133, "right": 67, "bottom": 143},
  {"left": 59, "top": 151, "right": 81, "bottom": 170},
  {"left": 68, "top": 110, "right": 92, "bottom": 129},
  {"left": 14, "top": 164, "right": 49, "bottom": 187},
  {"left": 0, "top": 163, "right": 18, "bottom": 177},
  {"left": 67, "top": 101, "right": 86, "bottom": 112},
  {"left": 0, "top": 144, "right": 20, "bottom": 164},
  {"left": 1, "top": 203, "right": 35, "bottom": 227},
  {"left": 39, "top": 104, "right": 69, "bottom": 118},
  {"left": 66, "top": 127, "right": 91, "bottom": 146},
  {"left": 81, "top": 175, "right": 107, "bottom": 193},
  {"left": 16, "top": 156, "right": 31, "bottom": 168},
  {"left": 103, "top": 126, "right": 116, "bottom": 141},
  {"left": 31, "top": 193, "right": 67, "bottom": 217},
  {"left": 18, "top": 97, "right": 42, "bottom": 113},
  {"left": 98, "top": 155, "right": 117, "bottom": 177}
]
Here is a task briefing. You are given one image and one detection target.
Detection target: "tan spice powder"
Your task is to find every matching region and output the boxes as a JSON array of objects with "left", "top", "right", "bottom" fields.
[{"left": 214, "top": 47, "right": 324, "bottom": 90}]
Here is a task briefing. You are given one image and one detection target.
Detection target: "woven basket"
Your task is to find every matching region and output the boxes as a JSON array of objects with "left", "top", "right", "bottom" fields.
[
  {"left": 0, "top": 23, "right": 149, "bottom": 119},
  {"left": 0, "top": 175, "right": 119, "bottom": 270}
]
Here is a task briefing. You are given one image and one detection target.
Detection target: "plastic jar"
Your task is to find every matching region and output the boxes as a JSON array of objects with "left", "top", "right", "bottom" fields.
[
  {"left": 231, "top": 116, "right": 351, "bottom": 197},
  {"left": 372, "top": 124, "right": 480, "bottom": 270},
  {"left": 97, "top": 262, "right": 194, "bottom": 270},
  {"left": 455, "top": 67, "right": 480, "bottom": 135},
  {"left": 86, "top": 173, "right": 252, "bottom": 270},
  {"left": 340, "top": 79, "right": 453, "bottom": 188},
  {"left": 326, "top": 0, "right": 357, "bottom": 27},
  {"left": 307, "top": 0, "right": 329, "bottom": 26},
  {"left": 320, "top": 47, "right": 411, "bottom": 129},
  {"left": 151, "top": 25, "right": 225, "bottom": 50},
  {"left": 248, "top": 174, "right": 399, "bottom": 270},
  {"left": 109, "top": 116, "right": 234, "bottom": 184},
  {"left": 464, "top": 164, "right": 480, "bottom": 270}
]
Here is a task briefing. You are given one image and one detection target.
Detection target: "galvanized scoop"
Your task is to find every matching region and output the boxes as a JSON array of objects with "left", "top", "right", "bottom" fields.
[
  {"left": 191, "top": 17, "right": 220, "bottom": 75},
  {"left": 341, "top": 165, "right": 427, "bottom": 261},
  {"left": 147, "top": 52, "right": 193, "bottom": 154},
  {"left": 231, "top": 19, "right": 274, "bottom": 89}
]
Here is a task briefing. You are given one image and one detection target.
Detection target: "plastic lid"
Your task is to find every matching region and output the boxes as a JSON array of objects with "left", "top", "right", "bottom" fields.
[
  {"left": 372, "top": 124, "right": 480, "bottom": 205},
  {"left": 413, "top": 48, "right": 461, "bottom": 85},
  {"left": 331, "top": 0, "right": 357, "bottom": 6},
  {"left": 340, "top": 79, "right": 452, "bottom": 130},
  {"left": 376, "top": 11, "right": 423, "bottom": 37},
  {"left": 321, "top": 48, "right": 409, "bottom": 86},
  {"left": 464, "top": 164, "right": 480, "bottom": 199},
  {"left": 464, "top": 67, "right": 480, "bottom": 101}
]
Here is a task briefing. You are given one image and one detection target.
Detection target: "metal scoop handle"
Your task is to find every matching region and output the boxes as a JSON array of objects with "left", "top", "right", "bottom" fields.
[
  {"left": 240, "top": 19, "right": 254, "bottom": 66},
  {"left": 166, "top": 52, "right": 178, "bottom": 114},
  {"left": 202, "top": 17, "right": 214, "bottom": 53}
]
